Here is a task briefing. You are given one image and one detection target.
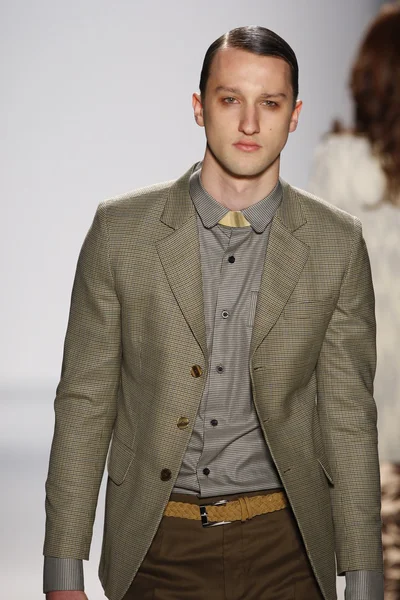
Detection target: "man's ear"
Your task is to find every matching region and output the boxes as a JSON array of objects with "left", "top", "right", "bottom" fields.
[
  {"left": 289, "top": 99, "right": 303, "bottom": 133},
  {"left": 192, "top": 93, "right": 205, "bottom": 127}
]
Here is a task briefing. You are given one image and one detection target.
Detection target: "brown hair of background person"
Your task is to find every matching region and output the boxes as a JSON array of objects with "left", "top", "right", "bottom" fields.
[
  {"left": 335, "top": 4, "right": 400, "bottom": 206},
  {"left": 199, "top": 25, "right": 299, "bottom": 105}
]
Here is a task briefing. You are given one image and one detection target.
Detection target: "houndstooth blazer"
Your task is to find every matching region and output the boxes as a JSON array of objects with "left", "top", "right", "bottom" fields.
[{"left": 44, "top": 165, "right": 383, "bottom": 600}]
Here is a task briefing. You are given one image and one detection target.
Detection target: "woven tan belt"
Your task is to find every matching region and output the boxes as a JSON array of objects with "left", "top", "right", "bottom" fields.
[{"left": 164, "top": 491, "right": 287, "bottom": 527}]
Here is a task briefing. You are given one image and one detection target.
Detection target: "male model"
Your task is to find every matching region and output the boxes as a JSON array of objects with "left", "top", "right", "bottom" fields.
[{"left": 44, "top": 26, "right": 383, "bottom": 600}]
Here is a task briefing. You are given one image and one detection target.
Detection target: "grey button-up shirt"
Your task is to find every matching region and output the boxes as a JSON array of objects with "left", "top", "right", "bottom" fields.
[
  {"left": 173, "top": 166, "right": 283, "bottom": 496},
  {"left": 44, "top": 166, "right": 383, "bottom": 599}
]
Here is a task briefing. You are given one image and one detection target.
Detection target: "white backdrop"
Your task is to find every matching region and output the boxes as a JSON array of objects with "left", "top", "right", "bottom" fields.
[{"left": 0, "top": 1, "right": 381, "bottom": 598}]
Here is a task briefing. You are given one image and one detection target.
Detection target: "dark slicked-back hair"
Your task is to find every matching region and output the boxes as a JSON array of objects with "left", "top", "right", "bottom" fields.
[{"left": 199, "top": 26, "right": 299, "bottom": 105}]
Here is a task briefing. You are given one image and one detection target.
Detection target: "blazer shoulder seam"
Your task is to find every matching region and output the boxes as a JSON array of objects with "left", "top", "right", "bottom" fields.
[
  {"left": 341, "top": 215, "right": 359, "bottom": 288},
  {"left": 101, "top": 179, "right": 175, "bottom": 209},
  {"left": 97, "top": 202, "right": 117, "bottom": 289}
]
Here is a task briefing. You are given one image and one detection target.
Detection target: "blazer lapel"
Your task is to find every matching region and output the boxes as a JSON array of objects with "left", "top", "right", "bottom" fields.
[
  {"left": 250, "top": 181, "right": 310, "bottom": 357},
  {"left": 156, "top": 167, "right": 208, "bottom": 362},
  {"left": 157, "top": 171, "right": 308, "bottom": 362}
]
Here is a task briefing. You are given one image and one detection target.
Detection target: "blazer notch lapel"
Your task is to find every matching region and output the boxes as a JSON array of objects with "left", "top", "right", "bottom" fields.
[
  {"left": 160, "top": 165, "right": 198, "bottom": 230},
  {"left": 157, "top": 165, "right": 207, "bottom": 359},
  {"left": 277, "top": 179, "right": 307, "bottom": 233},
  {"left": 250, "top": 217, "right": 310, "bottom": 357},
  {"left": 156, "top": 215, "right": 208, "bottom": 362}
]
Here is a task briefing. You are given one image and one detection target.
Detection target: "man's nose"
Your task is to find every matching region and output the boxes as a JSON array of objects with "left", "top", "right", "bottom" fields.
[{"left": 239, "top": 106, "right": 260, "bottom": 135}]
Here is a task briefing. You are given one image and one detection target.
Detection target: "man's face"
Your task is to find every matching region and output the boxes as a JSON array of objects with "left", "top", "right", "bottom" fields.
[{"left": 193, "top": 47, "right": 302, "bottom": 179}]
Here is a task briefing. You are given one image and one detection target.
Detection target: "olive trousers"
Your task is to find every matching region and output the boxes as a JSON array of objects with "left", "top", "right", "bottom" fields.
[{"left": 123, "top": 490, "right": 324, "bottom": 600}]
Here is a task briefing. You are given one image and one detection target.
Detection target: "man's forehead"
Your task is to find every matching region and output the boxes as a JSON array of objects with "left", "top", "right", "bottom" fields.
[
  {"left": 213, "top": 47, "right": 289, "bottom": 65},
  {"left": 209, "top": 48, "right": 291, "bottom": 79},
  {"left": 207, "top": 57, "right": 292, "bottom": 94}
]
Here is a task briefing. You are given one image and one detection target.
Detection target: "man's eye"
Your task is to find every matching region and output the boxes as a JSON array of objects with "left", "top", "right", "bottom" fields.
[
  {"left": 264, "top": 101, "right": 278, "bottom": 107},
  {"left": 223, "top": 97, "right": 237, "bottom": 104}
]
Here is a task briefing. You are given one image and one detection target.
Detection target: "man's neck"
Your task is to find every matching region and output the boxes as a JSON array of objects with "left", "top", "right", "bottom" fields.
[{"left": 200, "top": 153, "right": 280, "bottom": 211}]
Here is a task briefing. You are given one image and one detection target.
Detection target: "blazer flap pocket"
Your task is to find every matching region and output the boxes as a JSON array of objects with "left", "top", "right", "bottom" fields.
[
  {"left": 317, "top": 456, "right": 334, "bottom": 486},
  {"left": 283, "top": 300, "right": 334, "bottom": 320},
  {"left": 107, "top": 435, "right": 135, "bottom": 486}
]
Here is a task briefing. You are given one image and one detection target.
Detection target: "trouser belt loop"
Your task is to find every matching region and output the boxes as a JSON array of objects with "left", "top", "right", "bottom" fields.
[{"left": 239, "top": 496, "right": 251, "bottom": 522}]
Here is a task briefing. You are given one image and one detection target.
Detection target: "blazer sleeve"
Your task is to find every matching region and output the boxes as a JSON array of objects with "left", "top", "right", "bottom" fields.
[
  {"left": 316, "top": 217, "right": 383, "bottom": 574},
  {"left": 44, "top": 202, "right": 121, "bottom": 559}
]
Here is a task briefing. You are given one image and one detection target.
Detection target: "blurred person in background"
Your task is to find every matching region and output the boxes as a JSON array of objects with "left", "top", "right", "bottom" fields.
[{"left": 309, "top": 5, "right": 400, "bottom": 599}]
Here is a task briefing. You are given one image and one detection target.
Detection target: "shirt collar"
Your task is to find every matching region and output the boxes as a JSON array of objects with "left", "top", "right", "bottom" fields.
[{"left": 189, "top": 164, "right": 283, "bottom": 233}]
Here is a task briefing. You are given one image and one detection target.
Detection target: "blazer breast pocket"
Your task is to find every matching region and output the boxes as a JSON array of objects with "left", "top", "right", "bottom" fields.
[{"left": 282, "top": 300, "right": 335, "bottom": 320}]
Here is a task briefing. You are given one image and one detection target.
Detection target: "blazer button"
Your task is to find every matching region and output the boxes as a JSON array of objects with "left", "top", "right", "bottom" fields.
[
  {"left": 160, "top": 468, "right": 172, "bottom": 482},
  {"left": 177, "top": 417, "right": 189, "bottom": 430},
  {"left": 190, "top": 365, "right": 203, "bottom": 378}
]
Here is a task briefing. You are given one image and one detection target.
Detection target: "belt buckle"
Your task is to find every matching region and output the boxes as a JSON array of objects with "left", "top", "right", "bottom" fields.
[{"left": 199, "top": 499, "right": 232, "bottom": 528}]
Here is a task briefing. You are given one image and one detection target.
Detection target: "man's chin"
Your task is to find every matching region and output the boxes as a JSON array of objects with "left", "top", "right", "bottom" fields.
[
  {"left": 206, "top": 146, "right": 278, "bottom": 180},
  {"left": 221, "top": 162, "right": 271, "bottom": 180}
]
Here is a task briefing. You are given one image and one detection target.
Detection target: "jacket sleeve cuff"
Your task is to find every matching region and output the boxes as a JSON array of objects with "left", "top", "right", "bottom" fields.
[
  {"left": 345, "top": 570, "right": 384, "bottom": 600},
  {"left": 43, "top": 557, "right": 84, "bottom": 593}
]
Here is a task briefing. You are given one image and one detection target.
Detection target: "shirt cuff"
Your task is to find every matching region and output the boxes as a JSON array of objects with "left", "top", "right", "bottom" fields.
[
  {"left": 43, "top": 557, "right": 84, "bottom": 593},
  {"left": 345, "top": 570, "right": 384, "bottom": 600}
]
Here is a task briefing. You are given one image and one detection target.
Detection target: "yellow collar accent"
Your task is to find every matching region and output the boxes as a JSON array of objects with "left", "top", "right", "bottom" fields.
[{"left": 218, "top": 211, "right": 251, "bottom": 228}]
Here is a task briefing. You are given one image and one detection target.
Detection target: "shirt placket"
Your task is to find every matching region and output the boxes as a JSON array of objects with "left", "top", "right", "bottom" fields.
[{"left": 196, "top": 227, "right": 251, "bottom": 494}]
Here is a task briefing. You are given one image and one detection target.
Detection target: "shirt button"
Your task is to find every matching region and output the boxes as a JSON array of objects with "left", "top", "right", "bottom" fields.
[
  {"left": 190, "top": 365, "right": 203, "bottom": 378},
  {"left": 203, "top": 468, "right": 210, "bottom": 476},
  {"left": 216, "top": 364, "right": 224, "bottom": 374},
  {"left": 228, "top": 256, "right": 236, "bottom": 264},
  {"left": 210, "top": 419, "right": 218, "bottom": 427},
  {"left": 221, "top": 310, "right": 230, "bottom": 319},
  {"left": 160, "top": 468, "right": 172, "bottom": 481}
]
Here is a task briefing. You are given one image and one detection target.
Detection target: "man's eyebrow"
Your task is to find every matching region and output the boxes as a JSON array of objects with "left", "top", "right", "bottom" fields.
[
  {"left": 214, "top": 86, "right": 242, "bottom": 95},
  {"left": 259, "top": 92, "right": 287, "bottom": 99},
  {"left": 214, "top": 86, "right": 287, "bottom": 99}
]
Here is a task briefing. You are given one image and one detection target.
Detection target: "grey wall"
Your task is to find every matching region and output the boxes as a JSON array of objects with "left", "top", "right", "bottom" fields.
[{"left": 0, "top": 1, "right": 381, "bottom": 598}]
